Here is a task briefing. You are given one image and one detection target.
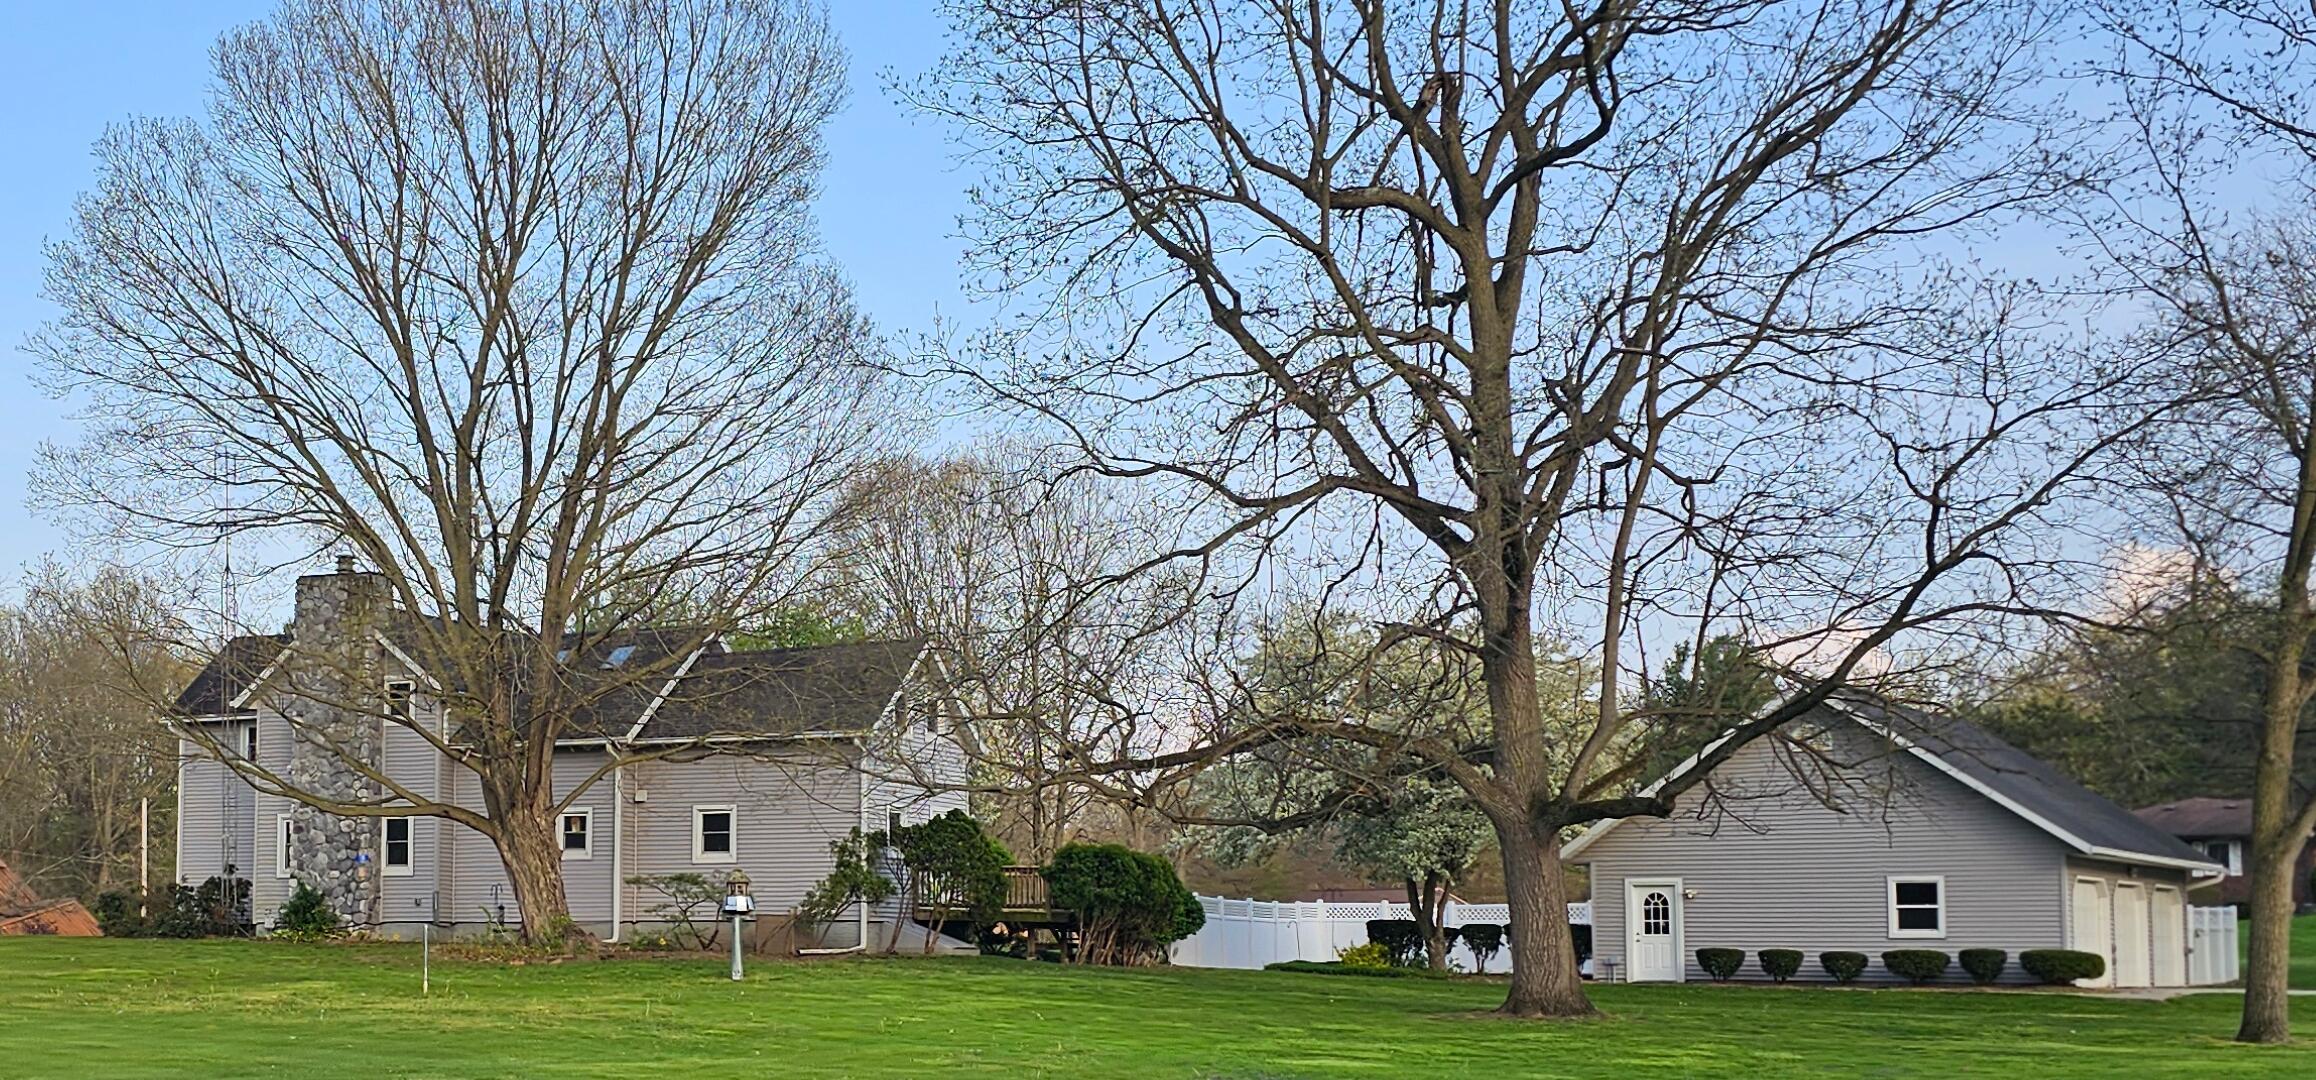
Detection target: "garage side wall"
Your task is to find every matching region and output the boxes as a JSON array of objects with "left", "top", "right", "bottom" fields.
[{"left": 1582, "top": 728, "right": 2066, "bottom": 984}]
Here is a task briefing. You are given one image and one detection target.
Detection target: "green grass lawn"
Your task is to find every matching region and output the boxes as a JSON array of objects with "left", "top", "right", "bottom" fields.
[
  {"left": 2241, "top": 914, "right": 2316, "bottom": 989},
  {"left": 1, "top": 939, "right": 2310, "bottom": 1078}
]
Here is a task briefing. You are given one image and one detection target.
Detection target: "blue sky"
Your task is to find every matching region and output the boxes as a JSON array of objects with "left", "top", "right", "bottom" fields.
[{"left": 0, "top": 1, "right": 971, "bottom": 597}]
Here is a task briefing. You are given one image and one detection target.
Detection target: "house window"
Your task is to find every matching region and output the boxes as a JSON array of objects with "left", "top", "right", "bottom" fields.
[
  {"left": 693, "top": 805, "right": 736, "bottom": 863},
  {"left": 382, "top": 817, "right": 413, "bottom": 876},
  {"left": 275, "top": 815, "right": 293, "bottom": 878},
  {"left": 2201, "top": 840, "right": 2243, "bottom": 876},
  {"left": 384, "top": 680, "right": 414, "bottom": 723},
  {"left": 887, "top": 808, "right": 904, "bottom": 835},
  {"left": 1641, "top": 890, "right": 1671, "bottom": 936},
  {"left": 561, "top": 810, "right": 594, "bottom": 859},
  {"left": 1888, "top": 876, "right": 1946, "bottom": 938},
  {"left": 243, "top": 724, "right": 259, "bottom": 761}
]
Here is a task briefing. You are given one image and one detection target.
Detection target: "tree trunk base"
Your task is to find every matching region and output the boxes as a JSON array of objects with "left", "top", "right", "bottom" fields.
[{"left": 1493, "top": 994, "right": 1603, "bottom": 1021}]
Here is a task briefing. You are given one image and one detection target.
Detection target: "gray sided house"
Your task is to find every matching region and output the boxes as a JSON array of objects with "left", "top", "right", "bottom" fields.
[
  {"left": 1565, "top": 694, "right": 2226, "bottom": 987},
  {"left": 172, "top": 562, "right": 966, "bottom": 945}
]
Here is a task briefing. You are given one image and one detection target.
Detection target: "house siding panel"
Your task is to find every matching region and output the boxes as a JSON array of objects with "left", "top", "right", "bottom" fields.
[
  {"left": 618, "top": 748, "right": 863, "bottom": 945},
  {"left": 247, "top": 707, "right": 298, "bottom": 924},
  {"left": 1583, "top": 727, "right": 2067, "bottom": 984}
]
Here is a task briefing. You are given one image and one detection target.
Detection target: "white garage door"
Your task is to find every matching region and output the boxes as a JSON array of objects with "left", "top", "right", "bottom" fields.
[
  {"left": 2069, "top": 877, "right": 2112, "bottom": 988},
  {"left": 2112, "top": 883, "right": 2151, "bottom": 988},
  {"left": 2150, "top": 886, "right": 2185, "bottom": 987}
]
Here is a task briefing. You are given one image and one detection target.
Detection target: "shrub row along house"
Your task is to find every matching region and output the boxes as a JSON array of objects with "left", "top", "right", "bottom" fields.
[
  {"left": 1567, "top": 694, "right": 2227, "bottom": 987},
  {"left": 171, "top": 561, "right": 965, "bottom": 944}
]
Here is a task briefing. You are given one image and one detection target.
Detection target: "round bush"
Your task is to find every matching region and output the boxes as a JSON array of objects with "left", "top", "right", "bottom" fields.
[
  {"left": 1758, "top": 948, "right": 1803, "bottom": 982},
  {"left": 1460, "top": 923, "right": 1506, "bottom": 972},
  {"left": 1958, "top": 948, "right": 2008, "bottom": 986},
  {"left": 1820, "top": 951, "right": 1869, "bottom": 984},
  {"left": 1042, "top": 842, "right": 1202, "bottom": 965},
  {"left": 2019, "top": 949, "right": 2106, "bottom": 985},
  {"left": 1881, "top": 949, "right": 1952, "bottom": 985},
  {"left": 1336, "top": 942, "right": 1391, "bottom": 970},
  {"left": 1696, "top": 947, "right": 1744, "bottom": 981},
  {"left": 1364, "top": 919, "right": 1425, "bottom": 967}
]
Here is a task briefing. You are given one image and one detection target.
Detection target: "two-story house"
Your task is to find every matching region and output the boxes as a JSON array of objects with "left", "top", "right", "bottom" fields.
[{"left": 171, "top": 559, "right": 965, "bottom": 946}]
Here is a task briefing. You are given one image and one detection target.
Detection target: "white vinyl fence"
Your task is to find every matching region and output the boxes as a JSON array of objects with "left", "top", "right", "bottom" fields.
[
  {"left": 2187, "top": 905, "right": 2239, "bottom": 986},
  {"left": 1170, "top": 894, "right": 1593, "bottom": 973}
]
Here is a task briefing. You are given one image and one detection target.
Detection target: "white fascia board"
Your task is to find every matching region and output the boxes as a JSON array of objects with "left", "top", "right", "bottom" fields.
[
  {"left": 619, "top": 645, "right": 708, "bottom": 744},
  {"left": 224, "top": 646, "right": 294, "bottom": 710},
  {"left": 1560, "top": 727, "right": 1741, "bottom": 860}
]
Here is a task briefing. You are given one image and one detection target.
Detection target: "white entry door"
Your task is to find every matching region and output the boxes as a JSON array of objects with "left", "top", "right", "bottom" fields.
[
  {"left": 2112, "top": 883, "right": 2151, "bottom": 988},
  {"left": 2070, "top": 877, "right": 2112, "bottom": 988},
  {"left": 2149, "top": 886, "right": 2185, "bottom": 987},
  {"left": 1626, "top": 880, "right": 1682, "bottom": 982}
]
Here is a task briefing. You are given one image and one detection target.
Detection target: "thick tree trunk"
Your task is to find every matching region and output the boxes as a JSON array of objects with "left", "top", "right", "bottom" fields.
[
  {"left": 2240, "top": 585, "right": 2308, "bottom": 1043},
  {"left": 2236, "top": 654, "right": 2308, "bottom": 1044},
  {"left": 2238, "top": 830, "right": 2300, "bottom": 1044},
  {"left": 1495, "top": 818, "right": 1595, "bottom": 1018},
  {"left": 1408, "top": 873, "right": 1451, "bottom": 972},
  {"left": 497, "top": 806, "right": 580, "bottom": 946}
]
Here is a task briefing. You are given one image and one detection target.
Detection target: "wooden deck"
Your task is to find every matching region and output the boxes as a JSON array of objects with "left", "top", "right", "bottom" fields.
[{"left": 911, "top": 866, "right": 1074, "bottom": 929}]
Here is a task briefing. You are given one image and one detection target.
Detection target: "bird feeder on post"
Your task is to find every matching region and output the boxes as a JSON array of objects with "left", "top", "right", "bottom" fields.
[{"left": 720, "top": 870, "right": 754, "bottom": 982}]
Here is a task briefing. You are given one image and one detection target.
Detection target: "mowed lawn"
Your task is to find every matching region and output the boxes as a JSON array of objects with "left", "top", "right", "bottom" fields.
[
  {"left": 2, "top": 939, "right": 2312, "bottom": 1078},
  {"left": 2241, "top": 914, "right": 2316, "bottom": 989}
]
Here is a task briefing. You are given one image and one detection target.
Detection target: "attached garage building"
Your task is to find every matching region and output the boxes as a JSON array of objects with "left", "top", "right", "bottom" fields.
[{"left": 1566, "top": 694, "right": 2226, "bottom": 986}]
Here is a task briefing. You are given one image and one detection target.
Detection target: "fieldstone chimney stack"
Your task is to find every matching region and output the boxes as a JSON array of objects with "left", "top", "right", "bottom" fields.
[{"left": 282, "top": 558, "right": 391, "bottom": 923}]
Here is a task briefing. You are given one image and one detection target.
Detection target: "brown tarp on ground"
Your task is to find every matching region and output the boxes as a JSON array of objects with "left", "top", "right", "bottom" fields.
[{"left": 0, "top": 859, "right": 103, "bottom": 937}]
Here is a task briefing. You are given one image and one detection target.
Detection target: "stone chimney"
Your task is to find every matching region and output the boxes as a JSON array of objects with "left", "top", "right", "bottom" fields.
[{"left": 282, "top": 556, "right": 390, "bottom": 923}]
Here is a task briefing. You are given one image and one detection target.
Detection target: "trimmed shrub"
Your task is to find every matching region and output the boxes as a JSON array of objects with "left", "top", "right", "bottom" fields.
[
  {"left": 1336, "top": 942, "right": 1392, "bottom": 970},
  {"left": 93, "top": 890, "right": 147, "bottom": 938},
  {"left": 1820, "top": 951, "right": 1869, "bottom": 984},
  {"left": 1758, "top": 948, "right": 1803, "bottom": 983},
  {"left": 275, "top": 881, "right": 342, "bottom": 938},
  {"left": 1881, "top": 949, "right": 1951, "bottom": 985},
  {"left": 1697, "top": 947, "right": 1745, "bottom": 981},
  {"left": 1959, "top": 948, "right": 2008, "bottom": 986},
  {"left": 1460, "top": 923, "right": 1505, "bottom": 973},
  {"left": 2019, "top": 949, "right": 2106, "bottom": 985},
  {"left": 1042, "top": 842, "right": 1202, "bottom": 966},
  {"left": 1364, "top": 919, "right": 1425, "bottom": 968}
]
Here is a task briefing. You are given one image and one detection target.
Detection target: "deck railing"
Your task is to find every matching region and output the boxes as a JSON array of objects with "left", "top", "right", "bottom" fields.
[{"left": 913, "top": 866, "right": 1052, "bottom": 913}]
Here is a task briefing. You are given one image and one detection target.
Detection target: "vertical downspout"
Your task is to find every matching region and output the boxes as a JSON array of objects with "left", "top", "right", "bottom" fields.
[
  {"left": 610, "top": 763, "right": 624, "bottom": 943},
  {"left": 858, "top": 739, "right": 869, "bottom": 950}
]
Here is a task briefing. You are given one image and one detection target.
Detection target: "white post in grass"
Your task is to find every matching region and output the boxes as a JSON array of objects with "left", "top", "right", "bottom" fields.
[{"left": 721, "top": 871, "right": 755, "bottom": 982}]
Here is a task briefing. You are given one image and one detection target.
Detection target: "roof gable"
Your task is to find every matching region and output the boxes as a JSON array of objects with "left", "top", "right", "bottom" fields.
[{"left": 170, "top": 633, "right": 290, "bottom": 717}]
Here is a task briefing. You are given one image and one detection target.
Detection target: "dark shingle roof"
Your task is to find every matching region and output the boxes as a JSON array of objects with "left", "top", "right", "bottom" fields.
[
  {"left": 2134, "top": 797, "right": 2253, "bottom": 839},
  {"left": 171, "top": 633, "right": 291, "bottom": 717},
  {"left": 1830, "top": 693, "right": 2223, "bottom": 870},
  {"left": 632, "top": 638, "right": 925, "bottom": 742},
  {"left": 177, "top": 621, "right": 925, "bottom": 745}
]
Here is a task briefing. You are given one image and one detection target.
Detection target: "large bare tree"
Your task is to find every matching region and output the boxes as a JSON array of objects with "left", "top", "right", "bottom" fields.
[
  {"left": 32, "top": 0, "right": 879, "bottom": 939},
  {"left": 920, "top": 0, "right": 2143, "bottom": 1015},
  {"left": 2098, "top": 0, "right": 2316, "bottom": 1043}
]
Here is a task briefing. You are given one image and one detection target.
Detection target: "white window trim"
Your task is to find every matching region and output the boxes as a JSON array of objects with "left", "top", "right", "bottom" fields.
[
  {"left": 275, "top": 814, "right": 293, "bottom": 878},
  {"left": 692, "top": 804, "right": 737, "bottom": 864},
  {"left": 561, "top": 808, "right": 596, "bottom": 860},
  {"left": 381, "top": 817, "right": 415, "bottom": 876},
  {"left": 384, "top": 679, "right": 416, "bottom": 722},
  {"left": 1887, "top": 875, "right": 1947, "bottom": 939},
  {"left": 2200, "top": 840, "right": 2243, "bottom": 877},
  {"left": 243, "top": 723, "right": 259, "bottom": 762}
]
